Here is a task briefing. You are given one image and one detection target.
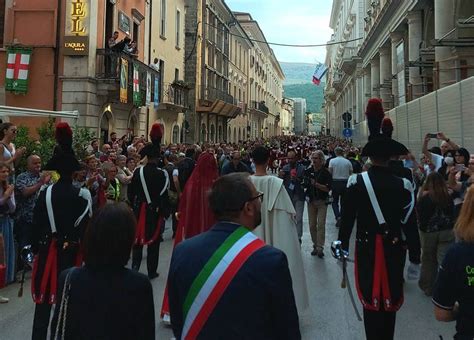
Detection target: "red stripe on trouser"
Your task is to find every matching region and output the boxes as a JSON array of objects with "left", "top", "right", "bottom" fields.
[
  {"left": 353, "top": 242, "right": 367, "bottom": 308},
  {"left": 371, "top": 235, "right": 383, "bottom": 309},
  {"left": 135, "top": 203, "right": 164, "bottom": 246},
  {"left": 135, "top": 203, "right": 147, "bottom": 244},
  {"left": 37, "top": 239, "right": 57, "bottom": 304},
  {"left": 31, "top": 255, "right": 39, "bottom": 302},
  {"left": 49, "top": 244, "right": 58, "bottom": 304},
  {"left": 184, "top": 239, "right": 264, "bottom": 340}
]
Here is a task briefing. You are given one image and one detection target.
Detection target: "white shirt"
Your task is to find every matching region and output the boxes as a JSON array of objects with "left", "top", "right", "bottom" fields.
[
  {"left": 430, "top": 153, "right": 444, "bottom": 171},
  {"left": 329, "top": 156, "right": 353, "bottom": 180}
]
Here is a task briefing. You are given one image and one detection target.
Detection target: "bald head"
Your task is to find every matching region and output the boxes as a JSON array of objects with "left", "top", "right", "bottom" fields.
[{"left": 27, "top": 155, "right": 41, "bottom": 173}]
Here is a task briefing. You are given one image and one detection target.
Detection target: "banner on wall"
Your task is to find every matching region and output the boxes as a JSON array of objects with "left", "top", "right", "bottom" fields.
[{"left": 119, "top": 58, "right": 128, "bottom": 103}]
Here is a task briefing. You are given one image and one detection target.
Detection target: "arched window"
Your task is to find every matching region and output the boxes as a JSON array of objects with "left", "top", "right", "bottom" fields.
[
  {"left": 100, "top": 111, "right": 113, "bottom": 145},
  {"left": 201, "top": 123, "right": 207, "bottom": 142},
  {"left": 210, "top": 124, "right": 215, "bottom": 142},
  {"left": 172, "top": 125, "right": 180, "bottom": 143}
]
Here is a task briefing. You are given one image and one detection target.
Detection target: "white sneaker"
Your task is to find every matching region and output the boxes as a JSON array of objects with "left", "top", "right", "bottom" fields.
[
  {"left": 0, "top": 296, "right": 9, "bottom": 303},
  {"left": 407, "top": 263, "right": 421, "bottom": 280}
]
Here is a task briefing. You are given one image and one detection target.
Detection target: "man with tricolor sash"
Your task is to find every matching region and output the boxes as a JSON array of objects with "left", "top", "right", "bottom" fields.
[{"left": 168, "top": 173, "right": 300, "bottom": 340}]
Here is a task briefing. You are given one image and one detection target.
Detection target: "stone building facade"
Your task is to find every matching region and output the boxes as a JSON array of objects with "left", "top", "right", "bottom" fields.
[{"left": 325, "top": 0, "right": 474, "bottom": 138}]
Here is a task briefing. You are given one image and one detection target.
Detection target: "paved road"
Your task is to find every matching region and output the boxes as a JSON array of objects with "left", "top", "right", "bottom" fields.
[{"left": 0, "top": 205, "right": 453, "bottom": 339}]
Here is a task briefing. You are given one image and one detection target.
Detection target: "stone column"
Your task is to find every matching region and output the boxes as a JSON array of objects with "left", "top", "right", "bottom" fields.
[
  {"left": 370, "top": 57, "right": 380, "bottom": 98},
  {"left": 434, "top": 0, "right": 456, "bottom": 88},
  {"left": 379, "top": 46, "right": 392, "bottom": 110},
  {"left": 407, "top": 11, "right": 423, "bottom": 98},
  {"left": 364, "top": 67, "right": 371, "bottom": 105},
  {"left": 390, "top": 32, "right": 403, "bottom": 107}
]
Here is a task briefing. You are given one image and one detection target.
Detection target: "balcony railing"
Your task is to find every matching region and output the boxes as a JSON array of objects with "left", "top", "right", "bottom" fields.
[
  {"left": 199, "top": 86, "right": 234, "bottom": 104},
  {"left": 250, "top": 100, "right": 269, "bottom": 114},
  {"left": 96, "top": 49, "right": 161, "bottom": 106},
  {"left": 162, "top": 82, "right": 187, "bottom": 107}
]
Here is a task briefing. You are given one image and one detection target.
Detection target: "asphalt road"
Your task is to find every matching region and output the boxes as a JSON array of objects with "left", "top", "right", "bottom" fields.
[{"left": 0, "top": 205, "right": 453, "bottom": 340}]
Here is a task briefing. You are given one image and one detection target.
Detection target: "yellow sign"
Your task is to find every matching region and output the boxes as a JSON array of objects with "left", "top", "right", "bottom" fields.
[{"left": 66, "top": 0, "right": 89, "bottom": 36}]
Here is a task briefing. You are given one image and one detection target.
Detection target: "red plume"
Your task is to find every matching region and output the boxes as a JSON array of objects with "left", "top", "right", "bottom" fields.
[
  {"left": 149, "top": 123, "right": 163, "bottom": 144},
  {"left": 381, "top": 117, "right": 393, "bottom": 138},
  {"left": 365, "top": 98, "right": 384, "bottom": 120},
  {"left": 55, "top": 122, "right": 73, "bottom": 146},
  {"left": 365, "top": 98, "right": 385, "bottom": 138}
]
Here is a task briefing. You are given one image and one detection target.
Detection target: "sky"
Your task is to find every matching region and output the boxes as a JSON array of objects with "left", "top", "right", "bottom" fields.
[{"left": 225, "top": 0, "right": 333, "bottom": 64}]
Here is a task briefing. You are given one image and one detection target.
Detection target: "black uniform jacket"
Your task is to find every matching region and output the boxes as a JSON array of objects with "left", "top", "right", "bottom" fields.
[
  {"left": 128, "top": 163, "right": 170, "bottom": 217},
  {"left": 32, "top": 178, "right": 92, "bottom": 303},
  {"left": 338, "top": 166, "right": 413, "bottom": 312}
]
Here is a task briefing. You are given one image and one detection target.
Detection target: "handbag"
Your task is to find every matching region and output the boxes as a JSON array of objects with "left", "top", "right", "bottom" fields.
[{"left": 53, "top": 268, "right": 77, "bottom": 340}]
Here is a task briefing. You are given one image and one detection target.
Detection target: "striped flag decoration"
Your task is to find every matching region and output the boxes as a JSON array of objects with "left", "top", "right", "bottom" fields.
[
  {"left": 5, "top": 47, "right": 33, "bottom": 94},
  {"left": 312, "top": 63, "right": 328, "bottom": 86},
  {"left": 133, "top": 63, "right": 141, "bottom": 106}
]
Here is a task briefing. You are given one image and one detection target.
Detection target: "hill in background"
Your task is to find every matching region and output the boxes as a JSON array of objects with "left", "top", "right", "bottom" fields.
[{"left": 280, "top": 62, "right": 325, "bottom": 113}]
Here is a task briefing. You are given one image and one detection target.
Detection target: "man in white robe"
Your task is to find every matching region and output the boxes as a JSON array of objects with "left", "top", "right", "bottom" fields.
[{"left": 250, "top": 146, "right": 309, "bottom": 315}]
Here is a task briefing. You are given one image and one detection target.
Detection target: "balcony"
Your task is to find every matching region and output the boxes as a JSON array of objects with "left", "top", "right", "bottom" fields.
[
  {"left": 249, "top": 100, "right": 269, "bottom": 118},
  {"left": 196, "top": 86, "right": 240, "bottom": 118},
  {"left": 157, "top": 82, "right": 188, "bottom": 112},
  {"left": 95, "top": 49, "right": 160, "bottom": 107}
]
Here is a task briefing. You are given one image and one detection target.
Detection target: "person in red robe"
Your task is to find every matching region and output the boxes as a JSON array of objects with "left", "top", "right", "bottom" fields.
[{"left": 160, "top": 151, "right": 219, "bottom": 321}]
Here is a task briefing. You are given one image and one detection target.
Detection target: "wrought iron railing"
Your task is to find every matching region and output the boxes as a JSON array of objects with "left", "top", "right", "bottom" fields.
[
  {"left": 199, "top": 86, "right": 234, "bottom": 104},
  {"left": 96, "top": 49, "right": 161, "bottom": 106}
]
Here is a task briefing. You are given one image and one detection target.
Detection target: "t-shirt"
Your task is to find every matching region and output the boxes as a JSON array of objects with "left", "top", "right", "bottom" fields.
[
  {"left": 328, "top": 156, "right": 353, "bottom": 180},
  {"left": 431, "top": 153, "right": 444, "bottom": 171},
  {"left": 432, "top": 242, "right": 474, "bottom": 338}
]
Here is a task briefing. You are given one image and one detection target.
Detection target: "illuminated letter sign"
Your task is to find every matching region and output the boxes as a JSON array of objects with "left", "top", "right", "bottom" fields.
[{"left": 64, "top": 0, "right": 89, "bottom": 55}]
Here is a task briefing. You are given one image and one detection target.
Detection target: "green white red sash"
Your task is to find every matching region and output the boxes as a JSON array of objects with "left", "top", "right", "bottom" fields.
[{"left": 181, "top": 226, "right": 265, "bottom": 340}]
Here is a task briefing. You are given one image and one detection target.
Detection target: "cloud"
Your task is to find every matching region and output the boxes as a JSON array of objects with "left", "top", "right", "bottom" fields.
[{"left": 226, "top": 0, "right": 333, "bottom": 63}]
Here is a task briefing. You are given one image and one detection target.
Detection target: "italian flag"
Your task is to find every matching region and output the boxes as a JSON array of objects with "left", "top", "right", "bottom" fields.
[
  {"left": 133, "top": 63, "right": 141, "bottom": 106},
  {"left": 5, "top": 47, "right": 32, "bottom": 94}
]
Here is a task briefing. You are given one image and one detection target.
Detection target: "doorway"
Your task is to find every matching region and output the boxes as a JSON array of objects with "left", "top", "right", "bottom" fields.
[{"left": 105, "top": 1, "right": 114, "bottom": 46}]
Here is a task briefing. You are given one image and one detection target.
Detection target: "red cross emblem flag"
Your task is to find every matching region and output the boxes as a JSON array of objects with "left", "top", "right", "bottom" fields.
[
  {"left": 5, "top": 47, "right": 32, "bottom": 94},
  {"left": 133, "top": 63, "right": 141, "bottom": 106}
]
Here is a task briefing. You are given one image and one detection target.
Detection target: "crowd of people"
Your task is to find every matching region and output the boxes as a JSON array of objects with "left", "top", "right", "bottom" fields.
[{"left": 0, "top": 104, "right": 472, "bottom": 339}]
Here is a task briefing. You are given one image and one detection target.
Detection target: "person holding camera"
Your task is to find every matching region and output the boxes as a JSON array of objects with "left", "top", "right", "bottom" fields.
[
  {"left": 422, "top": 132, "right": 459, "bottom": 172},
  {"left": 303, "top": 150, "right": 332, "bottom": 258}
]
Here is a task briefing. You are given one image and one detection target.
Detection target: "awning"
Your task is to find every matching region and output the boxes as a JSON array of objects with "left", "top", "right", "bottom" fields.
[{"left": 0, "top": 105, "right": 79, "bottom": 119}]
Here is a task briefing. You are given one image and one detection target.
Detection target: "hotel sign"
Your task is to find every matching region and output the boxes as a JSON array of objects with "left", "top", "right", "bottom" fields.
[{"left": 63, "top": 0, "right": 90, "bottom": 56}]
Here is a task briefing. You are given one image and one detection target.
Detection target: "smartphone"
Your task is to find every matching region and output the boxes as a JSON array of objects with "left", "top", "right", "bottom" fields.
[
  {"left": 455, "top": 164, "right": 466, "bottom": 172},
  {"left": 427, "top": 133, "right": 438, "bottom": 139}
]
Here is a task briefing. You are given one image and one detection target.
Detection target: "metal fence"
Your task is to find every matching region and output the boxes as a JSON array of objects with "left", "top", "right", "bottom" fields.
[{"left": 352, "top": 76, "right": 474, "bottom": 155}]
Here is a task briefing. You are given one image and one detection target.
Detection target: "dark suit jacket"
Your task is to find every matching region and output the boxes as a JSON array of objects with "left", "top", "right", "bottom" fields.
[
  {"left": 168, "top": 222, "right": 301, "bottom": 340},
  {"left": 50, "top": 266, "right": 155, "bottom": 340}
]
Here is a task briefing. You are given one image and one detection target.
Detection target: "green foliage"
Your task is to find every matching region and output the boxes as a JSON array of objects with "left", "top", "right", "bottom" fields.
[
  {"left": 13, "top": 118, "right": 95, "bottom": 173},
  {"left": 283, "top": 83, "right": 325, "bottom": 113},
  {"left": 73, "top": 126, "right": 95, "bottom": 161}
]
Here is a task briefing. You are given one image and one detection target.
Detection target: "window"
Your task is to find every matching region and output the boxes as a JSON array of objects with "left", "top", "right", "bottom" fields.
[
  {"left": 175, "top": 9, "right": 181, "bottom": 48},
  {"left": 174, "top": 68, "right": 179, "bottom": 81},
  {"left": 160, "top": 0, "right": 166, "bottom": 37}
]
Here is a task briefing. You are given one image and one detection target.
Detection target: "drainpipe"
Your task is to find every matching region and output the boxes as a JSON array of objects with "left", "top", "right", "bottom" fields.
[
  {"left": 146, "top": 0, "right": 153, "bottom": 134},
  {"left": 53, "top": 0, "right": 62, "bottom": 111}
]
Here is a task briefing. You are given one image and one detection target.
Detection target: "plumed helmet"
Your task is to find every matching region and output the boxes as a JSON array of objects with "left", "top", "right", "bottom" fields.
[
  {"left": 140, "top": 123, "right": 164, "bottom": 159},
  {"left": 43, "top": 122, "right": 81, "bottom": 175},
  {"left": 361, "top": 99, "right": 408, "bottom": 157}
]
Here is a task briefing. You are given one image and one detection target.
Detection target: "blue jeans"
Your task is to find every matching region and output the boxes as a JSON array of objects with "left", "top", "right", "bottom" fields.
[{"left": 331, "top": 180, "right": 347, "bottom": 219}]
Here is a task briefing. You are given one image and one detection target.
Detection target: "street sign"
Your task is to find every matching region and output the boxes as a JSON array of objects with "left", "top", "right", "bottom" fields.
[{"left": 343, "top": 128, "right": 352, "bottom": 138}]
